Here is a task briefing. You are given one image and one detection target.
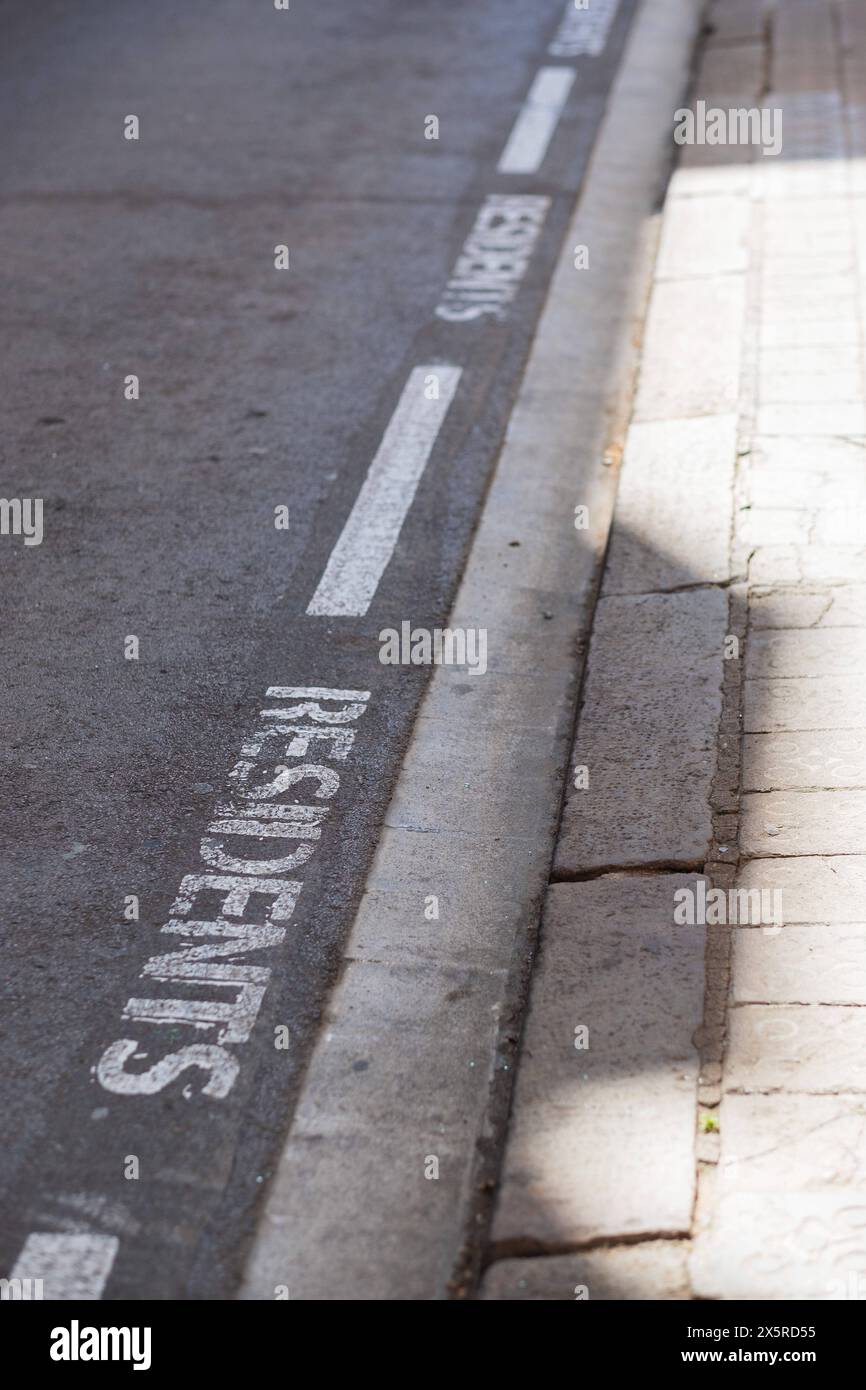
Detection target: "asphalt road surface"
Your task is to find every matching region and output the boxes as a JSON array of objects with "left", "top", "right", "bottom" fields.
[{"left": 0, "top": 0, "right": 635, "bottom": 1298}]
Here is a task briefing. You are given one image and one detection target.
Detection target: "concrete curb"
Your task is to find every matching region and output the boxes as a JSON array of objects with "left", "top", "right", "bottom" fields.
[{"left": 239, "top": 0, "right": 704, "bottom": 1301}]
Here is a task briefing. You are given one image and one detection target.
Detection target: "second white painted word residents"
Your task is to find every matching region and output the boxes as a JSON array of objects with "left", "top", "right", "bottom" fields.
[{"left": 379, "top": 621, "right": 487, "bottom": 675}]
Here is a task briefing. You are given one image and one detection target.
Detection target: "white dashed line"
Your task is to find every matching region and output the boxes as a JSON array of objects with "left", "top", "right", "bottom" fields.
[
  {"left": 497, "top": 67, "right": 575, "bottom": 175},
  {"left": 307, "top": 365, "right": 462, "bottom": 617},
  {"left": 7, "top": 1233, "right": 119, "bottom": 1300}
]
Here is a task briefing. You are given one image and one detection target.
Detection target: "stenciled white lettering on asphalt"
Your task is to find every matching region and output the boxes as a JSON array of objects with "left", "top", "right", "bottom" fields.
[
  {"left": 95, "top": 686, "right": 370, "bottom": 1100},
  {"left": 435, "top": 194, "right": 550, "bottom": 323},
  {"left": 549, "top": 0, "right": 620, "bottom": 58}
]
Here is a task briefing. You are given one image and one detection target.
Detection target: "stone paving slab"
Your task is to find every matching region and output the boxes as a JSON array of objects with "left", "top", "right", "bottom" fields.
[
  {"left": 602, "top": 415, "right": 736, "bottom": 595},
  {"left": 490, "top": 877, "right": 705, "bottom": 1251},
  {"left": 555, "top": 588, "right": 727, "bottom": 872},
  {"left": 760, "top": 319, "right": 861, "bottom": 347},
  {"left": 656, "top": 198, "right": 749, "bottom": 278},
  {"left": 738, "top": 856, "right": 866, "bottom": 923},
  {"left": 693, "top": 52, "right": 765, "bottom": 108},
  {"left": 750, "top": 587, "right": 866, "bottom": 628},
  {"left": 633, "top": 276, "right": 745, "bottom": 422},
  {"left": 713, "top": 1093, "right": 866, "bottom": 1189},
  {"left": 727, "top": 1004, "right": 866, "bottom": 1093},
  {"left": 758, "top": 368, "right": 862, "bottom": 404},
  {"left": 746, "top": 627, "right": 866, "bottom": 680},
  {"left": 693, "top": 1188, "right": 866, "bottom": 1300},
  {"left": 755, "top": 402, "right": 866, "bottom": 436},
  {"left": 732, "top": 925, "right": 866, "bottom": 1004},
  {"left": 744, "top": 677, "right": 865, "bottom": 732},
  {"left": 480, "top": 1243, "right": 690, "bottom": 1300},
  {"left": 702, "top": 0, "right": 766, "bottom": 44},
  {"left": 692, "top": 1094, "right": 866, "bottom": 1300},
  {"left": 742, "top": 730, "right": 866, "bottom": 789},
  {"left": 741, "top": 789, "right": 866, "bottom": 857},
  {"left": 748, "top": 546, "right": 866, "bottom": 587}
]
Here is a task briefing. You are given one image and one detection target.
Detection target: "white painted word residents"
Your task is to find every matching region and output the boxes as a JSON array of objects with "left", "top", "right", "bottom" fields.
[
  {"left": 50, "top": 1322, "right": 151, "bottom": 1372},
  {"left": 96, "top": 686, "right": 370, "bottom": 1099},
  {"left": 674, "top": 101, "right": 783, "bottom": 156},
  {"left": 0, "top": 497, "right": 43, "bottom": 545},
  {"left": 549, "top": 0, "right": 620, "bottom": 58},
  {"left": 674, "top": 879, "right": 783, "bottom": 934},
  {"left": 379, "top": 621, "right": 487, "bottom": 675},
  {"left": 436, "top": 195, "right": 550, "bottom": 321}
]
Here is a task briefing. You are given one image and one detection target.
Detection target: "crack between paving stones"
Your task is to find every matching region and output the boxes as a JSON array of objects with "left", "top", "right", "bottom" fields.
[
  {"left": 550, "top": 859, "right": 706, "bottom": 883},
  {"left": 483, "top": 1229, "right": 691, "bottom": 1267},
  {"left": 606, "top": 577, "right": 746, "bottom": 598}
]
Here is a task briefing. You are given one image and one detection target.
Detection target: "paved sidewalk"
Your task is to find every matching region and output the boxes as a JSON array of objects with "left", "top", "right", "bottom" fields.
[{"left": 483, "top": 0, "right": 866, "bottom": 1300}]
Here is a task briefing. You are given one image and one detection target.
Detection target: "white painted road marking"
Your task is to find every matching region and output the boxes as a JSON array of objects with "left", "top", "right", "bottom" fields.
[
  {"left": 435, "top": 194, "right": 550, "bottom": 322},
  {"left": 549, "top": 0, "right": 620, "bottom": 58},
  {"left": 47, "top": 685, "right": 368, "bottom": 1307},
  {"left": 8, "top": 1233, "right": 119, "bottom": 1300},
  {"left": 307, "top": 365, "right": 462, "bottom": 617},
  {"left": 497, "top": 67, "right": 575, "bottom": 175},
  {"left": 95, "top": 686, "right": 370, "bottom": 1099}
]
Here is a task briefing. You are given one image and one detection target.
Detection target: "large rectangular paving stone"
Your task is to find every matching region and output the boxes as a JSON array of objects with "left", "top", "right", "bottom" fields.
[
  {"left": 693, "top": 1190, "right": 866, "bottom": 1299},
  {"left": 746, "top": 627, "right": 866, "bottom": 679},
  {"left": 713, "top": 1092, "right": 866, "bottom": 1189},
  {"left": 743, "top": 731, "right": 866, "bottom": 789},
  {"left": 556, "top": 589, "right": 727, "bottom": 872},
  {"left": 480, "top": 1243, "right": 690, "bottom": 1301},
  {"left": 727, "top": 1004, "right": 866, "bottom": 1093},
  {"left": 757, "top": 347, "right": 861, "bottom": 378},
  {"left": 758, "top": 368, "right": 862, "bottom": 405},
  {"left": 739, "top": 856, "right": 866, "bottom": 922},
  {"left": 602, "top": 416, "right": 735, "bottom": 595},
  {"left": 691, "top": 1093, "right": 866, "bottom": 1299},
  {"left": 747, "top": 437, "right": 866, "bottom": 477},
  {"left": 656, "top": 198, "right": 749, "bottom": 278},
  {"left": 633, "top": 276, "right": 745, "bottom": 422},
  {"left": 748, "top": 545, "right": 866, "bottom": 586},
  {"left": 750, "top": 587, "right": 866, "bottom": 628},
  {"left": 704, "top": 0, "right": 766, "bottom": 43},
  {"left": 744, "top": 677, "right": 864, "bottom": 732},
  {"left": 732, "top": 925, "right": 866, "bottom": 1004},
  {"left": 490, "top": 877, "right": 705, "bottom": 1249},
  {"left": 741, "top": 789, "right": 866, "bottom": 856},
  {"left": 755, "top": 403, "right": 866, "bottom": 435}
]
